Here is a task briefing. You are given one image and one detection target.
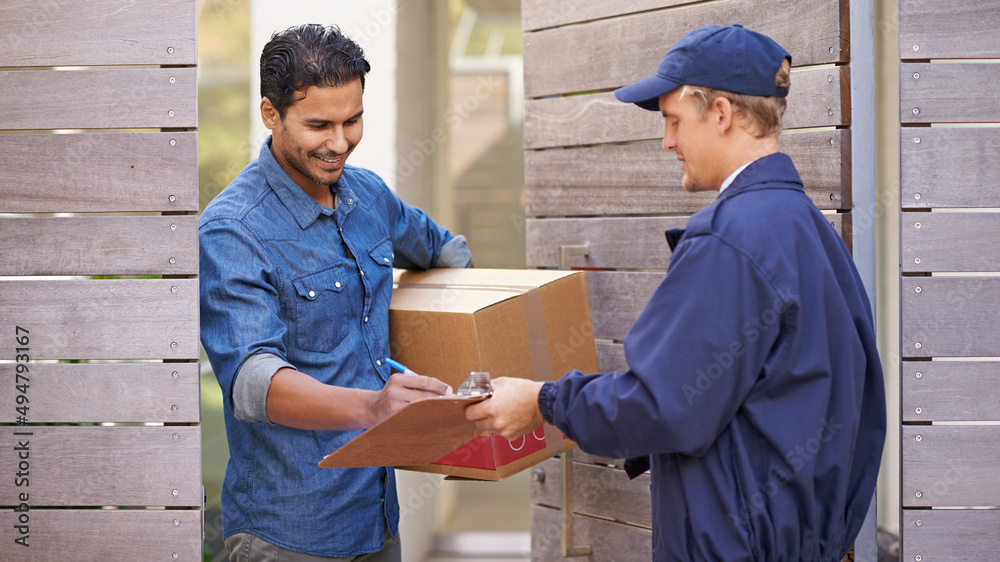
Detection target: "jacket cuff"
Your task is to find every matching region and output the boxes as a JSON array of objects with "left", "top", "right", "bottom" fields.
[
  {"left": 233, "top": 353, "right": 295, "bottom": 424},
  {"left": 538, "top": 381, "right": 559, "bottom": 424},
  {"left": 435, "top": 235, "right": 472, "bottom": 268}
]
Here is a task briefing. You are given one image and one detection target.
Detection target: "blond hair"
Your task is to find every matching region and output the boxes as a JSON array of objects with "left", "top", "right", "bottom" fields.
[{"left": 678, "top": 58, "right": 791, "bottom": 138}]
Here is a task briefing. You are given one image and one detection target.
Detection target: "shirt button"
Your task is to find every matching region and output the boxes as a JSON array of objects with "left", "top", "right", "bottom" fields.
[
  {"left": 360, "top": 271, "right": 364, "bottom": 276},
  {"left": 308, "top": 290, "right": 315, "bottom": 298},
  {"left": 335, "top": 281, "right": 341, "bottom": 288},
  {"left": 347, "top": 199, "right": 354, "bottom": 205},
  {"left": 376, "top": 360, "right": 382, "bottom": 366},
  {"left": 384, "top": 258, "right": 390, "bottom": 263},
  {"left": 364, "top": 317, "right": 368, "bottom": 323}
]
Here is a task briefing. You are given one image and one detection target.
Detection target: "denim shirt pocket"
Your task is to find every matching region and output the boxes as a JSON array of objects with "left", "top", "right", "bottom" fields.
[
  {"left": 368, "top": 238, "right": 394, "bottom": 269},
  {"left": 291, "top": 264, "right": 352, "bottom": 353}
]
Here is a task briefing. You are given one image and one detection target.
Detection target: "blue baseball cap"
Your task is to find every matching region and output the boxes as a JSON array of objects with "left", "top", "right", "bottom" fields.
[{"left": 614, "top": 24, "right": 791, "bottom": 111}]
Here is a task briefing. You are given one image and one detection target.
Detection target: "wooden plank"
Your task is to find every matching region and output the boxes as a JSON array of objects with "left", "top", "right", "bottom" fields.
[
  {"left": 901, "top": 277, "right": 1000, "bottom": 358},
  {"left": 0, "top": 279, "right": 199, "bottom": 361},
  {"left": 585, "top": 272, "right": 662, "bottom": 341},
  {"left": 899, "top": 0, "right": 1000, "bottom": 59},
  {"left": 0, "top": 68, "right": 197, "bottom": 130},
  {"left": 901, "top": 63, "right": 1000, "bottom": 124},
  {"left": 525, "top": 130, "right": 851, "bottom": 216},
  {"left": 0, "top": 426, "right": 201, "bottom": 506},
  {"left": 0, "top": 216, "right": 198, "bottom": 276},
  {"left": 0, "top": 363, "right": 199, "bottom": 424},
  {"left": 597, "top": 342, "right": 628, "bottom": 374},
  {"left": 0, "top": 0, "right": 196, "bottom": 67},
  {"left": 527, "top": 214, "right": 848, "bottom": 269},
  {"left": 902, "top": 361, "right": 1000, "bottom": 422},
  {"left": 0, "top": 509, "right": 201, "bottom": 559},
  {"left": 0, "top": 132, "right": 198, "bottom": 213},
  {"left": 524, "top": 67, "right": 849, "bottom": 149},
  {"left": 523, "top": 0, "right": 847, "bottom": 98},
  {"left": 900, "top": 127, "right": 1000, "bottom": 209},
  {"left": 531, "top": 457, "right": 652, "bottom": 528},
  {"left": 902, "top": 509, "right": 1000, "bottom": 562},
  {"left": 532, "top": 504, "right": 652, "bottom": 561},
  {"left": 523, "top": 0, "right": 699, "bottom": 31},
  {"left": 902, "top": 213, "right": 1000, "bottom": 273},
  {"left": 902, "top": 425, "right": 1000, "bottom": 507}
]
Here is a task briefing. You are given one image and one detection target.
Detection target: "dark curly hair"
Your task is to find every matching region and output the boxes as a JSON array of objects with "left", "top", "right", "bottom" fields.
[{"left": 260, "top": 24, "right": 371, "bottom": 118}]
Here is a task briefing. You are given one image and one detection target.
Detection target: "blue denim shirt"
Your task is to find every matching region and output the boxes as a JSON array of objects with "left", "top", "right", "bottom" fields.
[{"left": 200, "top": 138, "right": 470, "bottom": 557}]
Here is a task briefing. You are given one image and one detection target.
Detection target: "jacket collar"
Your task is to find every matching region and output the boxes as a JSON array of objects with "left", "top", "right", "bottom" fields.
[
  {"left": 716, "top": 152, "right": 804, "bottom": 204},
  {"left": 258, "top": 136, "right": 357, "bottom": 229}
]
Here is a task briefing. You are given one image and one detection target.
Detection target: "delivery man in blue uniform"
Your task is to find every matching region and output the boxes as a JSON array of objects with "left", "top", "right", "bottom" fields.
[{"left": 466, "top": 24, "right": 886, "bottom": 561}]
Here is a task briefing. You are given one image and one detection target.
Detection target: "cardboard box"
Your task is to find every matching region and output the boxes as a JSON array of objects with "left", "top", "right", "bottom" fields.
[{"left": 319, "top": 268, "right": 599, "bottom": 480}]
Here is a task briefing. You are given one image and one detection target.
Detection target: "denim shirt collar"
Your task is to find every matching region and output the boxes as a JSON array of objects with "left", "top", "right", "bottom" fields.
[{"left": 258, "top": 135, "right": 358, "bottom": 230}]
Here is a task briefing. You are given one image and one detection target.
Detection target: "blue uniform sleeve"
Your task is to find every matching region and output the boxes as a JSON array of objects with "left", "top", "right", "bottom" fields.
[
  {"left": 544, "top": 234, "right": 793, "bottom": 458},
  {"left": 200, "top": 218, "right": 291, "bottom": 419},
  {"left": 374, "top": 177, "right": 471, "bottom": 269}
]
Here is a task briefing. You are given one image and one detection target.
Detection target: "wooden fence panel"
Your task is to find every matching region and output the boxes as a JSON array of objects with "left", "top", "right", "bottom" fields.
[
  {"left": 900, "top": 127, "right": 1000, "bottom": 209},
  {"left": 0, "top": 0, "right": 196, "bottom": 67},
  {"left": 522, "top": 0, "right": 696, "bottom": 31},
  {"left": 901, "top": 277, "right": 1000, "bottom": 358},
  {"left": 525, "top": 129, "right": 851, "bottom": 216},
  {"left": 899, "top": 0, "right": 1000, "bottom": 59},
  {"left": 0, "top": 279, "right": 199, "bottom": 361},
  {"left": 597, "top": 343, "right": 628, "bottom": 374},
  {"left": 901, "top": 213, "right": 1000, "bottom": 273},
  {"left": 900, "top": 63, "right": 1000, "bottom": 124},
  {"left": 523, "top": 0, "right": 846, "bottom": 97},
  {"left": 532, "top": 504, "right": 652, "bottom": 562},
  {"left": 0, "top": 216, "right": 198, "bottom": 276},
  {"left": 0, "top": 68, "right": 197, "bottom": 130},
  {"left": 531, "top": 457, "right": 652, "bottom": 528},
  {"left": 901, "top": 361, "right": 1000, "bottom": 422},
  {"left": 902, "top": 510, "right": 1000, "bottom": 562},
  {"left": 0, "top": 132, "right": 198, "bottom": 213},
  {"left": 0, "top": 426, "right": 201, "bottom": 507},
  {"left": 0, "top": 509, "right": 202, "bottom": 559},
  {"left": 585, "top": 272, "right": 662, "bottom": 341},
  {"left": 524, "top": 67, "right": 849, "bottom": 149},
  {"left": 901, "top": 425, "right": 1000, "bottom": 507},
  {"left": 0, "top": 363, "right": 200, "bottom": 424}
]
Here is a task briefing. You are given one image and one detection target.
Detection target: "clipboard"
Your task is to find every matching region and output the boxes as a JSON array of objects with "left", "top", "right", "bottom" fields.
[{"left": 319, "top": 372, "right": 494, "bottom": 469}]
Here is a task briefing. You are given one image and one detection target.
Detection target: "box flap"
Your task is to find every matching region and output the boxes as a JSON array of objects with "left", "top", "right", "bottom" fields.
[{"left": 318, "top": 396, "right": 487, "bottom": 469}]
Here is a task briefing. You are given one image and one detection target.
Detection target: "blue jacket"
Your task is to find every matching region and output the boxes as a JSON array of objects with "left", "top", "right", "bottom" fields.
[{"left": 539, "top": 153, "right": 886, "bottom": 561}]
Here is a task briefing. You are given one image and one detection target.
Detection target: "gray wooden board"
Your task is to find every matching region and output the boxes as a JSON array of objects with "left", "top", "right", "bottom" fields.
[
  {"left": 0, "top": 68, "right": 196, "bottom": 130},
  {"left": 522, "top": 0, "right": 700, "bottom": 31},
  {"left": 900, "top": 63, "right": 1000, "bottom": 124},
  {"left": 901, "top": 213, "right": 1000, "bottom": 273},
  {"left": 901, "top": 277, "right": 1000, "bottom": 358},
  {"left": 0, "top": 279, "right": 199, "bottom": 361},
  {"left": 899, "top": 0, "right": 1000, "bottom": 59},
  {"left": 0, "top": 0, "right": 196, "bottom": 67},
  {"left": 527, "top": 214, "right": 847, "bottom": 269},
  {"left": 0, "top": 426, "right": 201, "bottom": 507},
  {"left": 901, "top": 361, "right": 1000, "bottom": 422},
  {"left": 532, "top": 504, "right": 652, "bottom": 561},
  {"left": 0, "top": 216, "right": 198, "bottom": 276},
  {"left": 585, "top": 271, "right": 663, "bottom": 341},
  {"left": 525, "top": 130, "right": 851, "bottom": 216},
  {"left": 0, "top": 132, "right": 198, "bottom": 213},
  {"left": 574, "top": 450, "right": 627, "bottom": 470},
  {"left": 523, "top": 0, "right": 846, "bottom": 98},
  {"left": 531, "top": 457, "right": 652, "bottom": 528},
  {"left": 902, "top": 509, "right": 1000, "bottom": 562},
  {"left": 901, "top": 425, "right": 1000, "bottom": 507},
  {"left": 597, "top": 342, "right": 628, "bottom": 374},
  {"left": 900, "top": 127, "right": 1000, "bottom": 208},
  {"left": 0, "top": 508, "right": 202, "bottom": 559},
  {"left": 0, "top": 363, "right": 199, "bottom": 424},
  {"left": 524, "top": 68, "right": 849, "bottom": 149}
]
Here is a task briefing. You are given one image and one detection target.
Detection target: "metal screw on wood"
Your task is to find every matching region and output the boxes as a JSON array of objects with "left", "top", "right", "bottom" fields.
[
  {"left": 169, "top": 139, "right": 177, "bottom": 146},
  {"left": 829, "top": 46, "right": 834, "bottom": 54},
  {"left": 914, "top": 137, "right": 921, "bottom": 144},
  {"left": 828, "top": 109, "right": 834, "bottom": 116},
  {"left": 169, "top": 195, "right": 177, "bottom": 202},
  {"left": 915, "top": 407, "right": 922, "bottom": 414},
  {"left": 915, "top": 372, "right": 922, "bottom": 379},
  {"left": 170, "top": 223, "right": 177, "bottom": 231},
  {"left": 915, "top": 517, "right": 923, "bottom": 524},
  {"left": 172, "top": 371, "right": 179, "bottom": 379},
  {"left": 915, "top": 435, "right": 923, "bottom": 442},
  {"left": 915, "top": 258, "right": 921, "bottom": 264},
  {"left": 830, "top": 194, "right": 835, "bottom": 201},
  {"left": 915, "top": 342, "right": 922, "bottom": 349},
  {"left": 915, "top": 491, "right": 923, "bottom": 498},
  {"left": 170, "top": 341, "right": 178, "bottom": 349},
  {"left": 915, "top": 222, "right": 921, "bottom": 229},
  {"left": 913, "top": 72, "right": 920, "bottom": 79},
  {"left": 174, "top": 519, "right": 180, "bottom": 526},
  {"left": 828, "top": 75, "right": 833, "bottom": 82},
  {"left": 914, "top": 193, "right": 921, "bottom": 200},
  {"left": 169, "top": 257, "right": 177, "bottom": 264},
  {"left": 167, "top": 47, "right": 175, "bottom": 54},
  {"left": 171, "top": 286, "right": 178, "bottom": 293},
  {"left": 829, "top": 138, "right": 835, "bottom": 145},
  {"left": 173, "top": 554, "right": 178, "bottom": 560},
  {"left": 172, "top": 489, "right": 179, "bottom": 496},
  {"left": 912, "top": 108, "right": 920, "bottom": 115},
  {"left": 169, "top": 76, "right": 176, "bottom": 84},
  {"left": 913, "top": 44, "right": 919, "bottom": 51},
  {"left": 915, "top": 556, "right": 922, "bottom": 562},
  {"left": 525, "top": 137, "right": 532, "bottom": 145},
  {"left": 531, "top": 468, "right": 545, "bottom": 483},
  {"left": 173, "top": 433, "right": 180, "bottom": 440},
  {"left": 915, "top": 286, "right": 921, "bottom": 293}
]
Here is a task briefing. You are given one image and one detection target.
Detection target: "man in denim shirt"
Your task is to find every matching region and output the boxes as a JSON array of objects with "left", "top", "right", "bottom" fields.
[{"left": 200, "top": 24, "right": 471, "bottom": 561}]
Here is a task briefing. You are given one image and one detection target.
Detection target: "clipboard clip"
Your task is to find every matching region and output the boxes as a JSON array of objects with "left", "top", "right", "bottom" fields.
[{"left": 456, "top": 371, "right": 492, "bottom": 398}]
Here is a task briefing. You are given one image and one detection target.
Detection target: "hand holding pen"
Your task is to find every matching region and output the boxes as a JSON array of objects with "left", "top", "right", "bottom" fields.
[{"left": 367, "top": 358, "right": 454, "bottom": 425}]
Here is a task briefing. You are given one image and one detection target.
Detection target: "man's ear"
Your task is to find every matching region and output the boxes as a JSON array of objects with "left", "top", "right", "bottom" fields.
[
  {"left": 260, "top": 97, "right": 280, "bottom": 130},
  {"left": 712, "top": 96, "right": 734, "bottom": 135}
]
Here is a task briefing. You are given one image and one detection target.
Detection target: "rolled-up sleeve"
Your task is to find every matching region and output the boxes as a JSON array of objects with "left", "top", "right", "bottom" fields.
[{"left": 233, "top": 352, "right": 295, "bottom": 423}]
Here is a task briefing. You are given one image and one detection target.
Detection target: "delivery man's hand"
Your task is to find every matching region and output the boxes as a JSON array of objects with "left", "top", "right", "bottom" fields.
[
  {"left": 465, "top": 377, "right": 545, "bottom": 440},
  {"left": 369, "top": 372, "right": 453, "bottom": 424}
]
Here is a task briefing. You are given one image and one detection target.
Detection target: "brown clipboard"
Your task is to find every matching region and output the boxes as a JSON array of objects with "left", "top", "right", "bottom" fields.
[{"left": 318, "top": 395, "right": 488, "bottom": 469}]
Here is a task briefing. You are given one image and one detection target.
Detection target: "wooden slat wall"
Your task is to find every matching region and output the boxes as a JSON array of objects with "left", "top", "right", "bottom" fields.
[
  {"left": 899, "top": 1, "right": 1000, "bottom": 559},
  {"left": 523, "top": 0, "right": 854, "bottom": 556},
  {"left": 0, "top": 1, "right": 200, "bottom": 557}
]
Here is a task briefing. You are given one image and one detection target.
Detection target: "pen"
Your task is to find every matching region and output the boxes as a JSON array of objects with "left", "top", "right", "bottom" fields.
[{"left": 385, "top": 358, "right": 414, "bottom": 374}]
